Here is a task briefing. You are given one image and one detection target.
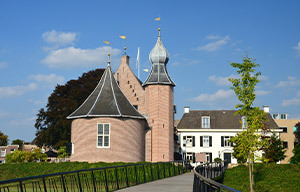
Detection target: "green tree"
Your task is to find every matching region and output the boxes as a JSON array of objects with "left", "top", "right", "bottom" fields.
[
  {"left": 290, "top": 122, "right": 300, "bottom": 164},
  {"left": 12, "top": 139, "right": 24, "bottom": 150},
  {"left": 6, "top": 148, "right": 47, "bottom": 163},
  {"left": 0, "top": 131, "right": 9, "bottom": 146},
  {"left": 34, "top": 69, "right": 105, "bottom": 148},
  {"left": 57, "top": 146, "right": 70, "bottom": 162},
  {"left": 263, "top": 133, "right": 286, "bottom": 163},
  {"left": 290, "top": 143, "right": 300, "bottom": 164},
  {"left": 229, "top": 56, "right": 269, "bottom": 192}
]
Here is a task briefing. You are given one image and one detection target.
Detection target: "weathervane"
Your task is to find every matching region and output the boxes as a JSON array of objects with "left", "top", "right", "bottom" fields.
[
  {"left": 155, "top": 17, "right": 161, "bottom": 37},
  {"left": 119, "top": 35, "right": 127, "bottom": 55},
  {"left": 103, "top": 41, "right": 111, "bottom": 66}
]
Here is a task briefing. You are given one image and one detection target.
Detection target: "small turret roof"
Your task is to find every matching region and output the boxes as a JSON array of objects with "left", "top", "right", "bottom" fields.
[
  {"left": 67, "top": 62, "right": 145, "bottom": 120},
  {"left": 143, "top": 28, "right": 175, "bottom": 87}
]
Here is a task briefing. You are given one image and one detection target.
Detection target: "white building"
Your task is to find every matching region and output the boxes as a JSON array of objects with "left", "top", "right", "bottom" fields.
[{"left": 177, "top": 106, "right": 280, "bottom": 166}]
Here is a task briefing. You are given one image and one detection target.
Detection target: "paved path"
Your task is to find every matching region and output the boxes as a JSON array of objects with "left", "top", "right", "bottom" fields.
[{"left": 116, "top": 172, "right": 194, "bottom": 192}]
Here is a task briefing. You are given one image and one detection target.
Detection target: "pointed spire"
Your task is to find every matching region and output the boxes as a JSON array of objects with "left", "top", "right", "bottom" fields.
[
  {"left": 68, "top": 60, "right": 145, "bottom": 120},
  {"left": 143, "top": 27, "right": 175, "bottom": 87}
]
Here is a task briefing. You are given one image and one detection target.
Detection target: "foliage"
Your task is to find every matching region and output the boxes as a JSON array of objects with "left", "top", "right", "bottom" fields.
[
  {"left": 228, "top": 55, "right": 269, "bottom": 192},
  {"left": 0, "top": 131, "right": 9, "bottom": 146},
  {"left": 262, "top": 132, "right": 286, "bottom": 163},
  {"left": 223, "top": 164, "right": 300, "bottom": 192},
  {"left": 290, "top": 143, "right": 300, "bottom": 164},
  {"left": 0, "top": 161, "right": 185, "bottom": 181},
  {"left": 57, "top": 146, "right": 70, "bottom": 161},
  {"left": 11, "top": 139, "right": 24, "bottom": 150},
  {"left": 34, "top": 69, "right": 105, "bottom": 148},
  {"left": 5, "top": 148, "right": 47, "bottom": 163},
  {"left": 294, "top": 122, "right": 300, "bottom": 143},
  {"left": 214, "top": 157, "right": 222, "bottom": 163}
]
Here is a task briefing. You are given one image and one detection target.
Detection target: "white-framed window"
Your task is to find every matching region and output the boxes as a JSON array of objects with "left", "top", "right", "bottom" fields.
[
  {"left": 200, "top": 136, "right": 212, "bottom": 147},
  {"left": 272, "top": 113, "right": 279, "bottom": 119},
  {"left": 10, "top": 149, "right": 16, "bottom": 153},
  {"left": 0, "top": 149, "right": 6, "bottom": 157},
  {"left": 203, "top": 136, "right": 210, "bottom": 147},
  {"left": 182, "top": 136, "right": 195, "bottom": 147},
  {"left": 242, "top": 116, "right": 247, "bottom": 129},
  {"left": 221, "top": 136, "right": 233, "bottom": 147},
  {"left": 280, "top": 114, "right": 287, "bottom": 120},
  {"left": 202, "top": 116, "right": 210, "bottom": 128},
  {"left": 186, "top": 152, "right": 195, "bottom": 163},
  {"left": 97, "top": 123, "right": 110, "bottom": 148},
  {"left": 186, "top": 136, "right": 193, "bottom": 147}
]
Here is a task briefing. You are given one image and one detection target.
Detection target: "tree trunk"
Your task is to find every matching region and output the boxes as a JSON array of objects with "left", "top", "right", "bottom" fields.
[{"left": 248, "top": 154, "right": 254, "bottom": 192}]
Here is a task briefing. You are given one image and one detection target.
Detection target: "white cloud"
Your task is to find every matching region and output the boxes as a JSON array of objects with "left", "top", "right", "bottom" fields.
[
  {"left": 282, "top": 91, "right": 300, "bottom": 107},
  {"left": 195, "top": 35, "right": 230, "bottom": 52},
  {"left": 190, "top": 89, "right": 234, "bottom": 102},
  {"left": 42, "top": 30, "right": 76, "bottom": 46},
  {"left": 276, "top": 76, "right": 300, "bottom": 87},
  {"left": 205, "top": 35, "right": 222, "bottom": 40},
  {"left": 294, "top": 41, "right": 300, "bottom": 57},
  {"left": 41, "top": 46, "right": 121, "bottom": 68},
  {"left": 29, "top": 73, "right": 65, "bottom": 85},
  {"left": 256, "top": 90, "right": 270, "bottom": 96},
  {"left": 0, "top": 83, "right": 38, "bottom": 98},
  {"left": 0, "top": 61, "right": 8, "bottom": 69},
  {"left": 209, "top": 75, "right": 239, "bottom": 86}
]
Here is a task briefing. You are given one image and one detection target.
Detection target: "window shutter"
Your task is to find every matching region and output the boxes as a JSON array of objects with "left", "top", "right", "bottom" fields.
[
  {"left": 221, "top": 136, "right": 224, "bottom": 147},
  {"left": 230, "top": 136, "right": 233, "bottom": 146},
  {"left": 200, "top": 136, "right": 203, "bottom": 147},
  {"left": 209, "top": 153, "right": 212, "bottom": 163},
  {"left": 193, "top": 153, "right": 195, "bottom": 163},
  {"left": 209, "top": 136, "right": 212, "bottom": 147},
  {"left": 183, "top": 136, "right": 186, "bottom": 147},
  {"left": 192, "top": 136, "right": 195, "bottom": 147}
]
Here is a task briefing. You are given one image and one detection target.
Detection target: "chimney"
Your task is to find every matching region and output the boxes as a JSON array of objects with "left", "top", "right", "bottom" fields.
[
  {"left": 263, "top": 105, "right": 270, "bottom": 113},
  {"left": 184, "top": 106, "right": 190, "bottom": 113},
  {"left": 121, "top": 55, "right": 130, "bottom": 65}
]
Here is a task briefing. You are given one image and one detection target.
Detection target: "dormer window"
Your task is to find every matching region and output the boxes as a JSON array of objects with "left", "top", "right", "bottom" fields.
[
  {"left": 202, "top": 116, "right": 210, "bottom": 128},
  {"left": 242, "top": 116, "right": 247, "bottom": 129}
]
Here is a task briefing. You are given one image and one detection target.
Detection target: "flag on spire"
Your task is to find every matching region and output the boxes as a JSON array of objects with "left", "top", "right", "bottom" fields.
[
  {"left": 119, "top": 36, "right": 126, "bottom": 39},
  {"left": 155, "top": 17, "right": 160, "bottom": 21}
]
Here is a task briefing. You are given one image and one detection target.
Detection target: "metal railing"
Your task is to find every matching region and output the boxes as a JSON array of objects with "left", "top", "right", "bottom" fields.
[
  {"left": 193, "top": 162, "right": 240, "bottom": 192},
  {"left": 0, "top": 161, "right": 187, "bottom": 192}
]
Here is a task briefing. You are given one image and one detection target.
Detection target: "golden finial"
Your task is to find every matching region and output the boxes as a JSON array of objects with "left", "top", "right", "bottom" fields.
[{"left": 107, "top": 52, "right": 111, "bottom": 66}]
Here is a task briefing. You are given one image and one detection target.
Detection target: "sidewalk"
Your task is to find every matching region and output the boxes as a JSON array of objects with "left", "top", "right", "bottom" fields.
[{"left": 116, "top": 172, "right": 194, "bottom": 192}]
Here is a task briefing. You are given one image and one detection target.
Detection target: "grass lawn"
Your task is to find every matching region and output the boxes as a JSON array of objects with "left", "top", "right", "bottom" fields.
[{"left": 223, "top": 164, "right": 300, "bottom": 192}]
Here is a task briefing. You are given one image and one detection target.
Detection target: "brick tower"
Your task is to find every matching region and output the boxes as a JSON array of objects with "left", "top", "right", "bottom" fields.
[{"left": 143, "top": 28, "right": 175, "bottom": 162}]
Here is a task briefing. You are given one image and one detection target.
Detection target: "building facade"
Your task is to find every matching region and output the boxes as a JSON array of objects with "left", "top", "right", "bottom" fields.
[
  {"left": 177, "top": 107, "right": 279, "bottom": 166},
  {"left": 0, "top": 145, "right": 19, "bottom": 163},
  {"left": 274, "top": 119, "right": 300, "bottom": 163}
]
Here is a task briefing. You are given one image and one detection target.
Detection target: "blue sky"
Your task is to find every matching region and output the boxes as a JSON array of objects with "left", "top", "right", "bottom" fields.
[{"left": 0, "top": 1, "right": 300, "bottom": 142}]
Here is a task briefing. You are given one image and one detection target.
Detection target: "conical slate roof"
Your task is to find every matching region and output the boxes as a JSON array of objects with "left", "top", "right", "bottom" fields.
[
  {"left": 67, "top": 63, "right": 145, "bottom": 119},
  {"left": 143, "top": 28, "right": 175, "bottom": 87}
]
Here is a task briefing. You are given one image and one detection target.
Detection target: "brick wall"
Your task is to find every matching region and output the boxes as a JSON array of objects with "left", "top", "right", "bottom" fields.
[
  {"left": 71, "top": 117, "right": 146, "bottom": 163},
  {"left": 114, "top": 55, "right": 146, "bottom": 115},
  {"left": 145, "top": 85, "right": 174, "bottom": 162}
]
